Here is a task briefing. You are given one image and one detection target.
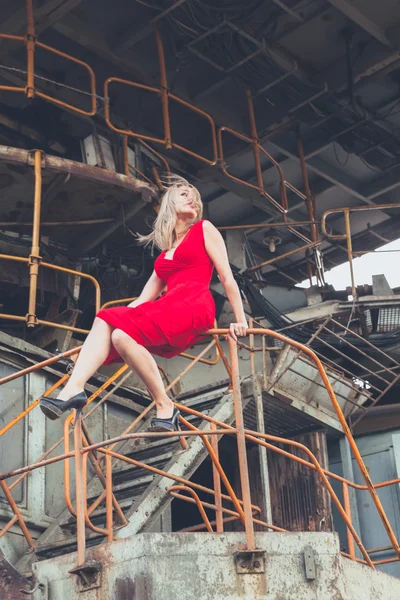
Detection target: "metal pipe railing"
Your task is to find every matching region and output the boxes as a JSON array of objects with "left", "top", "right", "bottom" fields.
[
  {"left": 0, "top": 0, "right": 96, "bottom": 115},
  {"left": 0, "top": 0, "right": 385, "bottom": 300},
  {"left": 321, "top": 203, "right": 400, "bottom": 297},
  {"left": 0, "top": 253, "right": 101, "bottom": 332},
  {"left": 1, "top": 329, "right": 400, "bottom": 571}
]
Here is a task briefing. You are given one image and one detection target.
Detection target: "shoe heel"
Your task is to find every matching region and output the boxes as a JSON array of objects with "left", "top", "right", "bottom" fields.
[{"left": 40, "top": 400, "right": 63, "bottom": 420}]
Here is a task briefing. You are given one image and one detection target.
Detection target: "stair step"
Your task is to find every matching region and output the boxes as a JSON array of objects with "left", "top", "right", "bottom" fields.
[
  {"left": 59, "top": 475, "right": 155, "bottom": 530},
  {"left": 112, "top": 456, "right": 172, "bottom": 484},
  {"left": 105, "top": 412, "right": 209, "bottom": 470},
  {"left": 35, "top": 533, "right": 105, "bottom": 560},
  {"left": 60, "top": 500, "right": 133, "bottom": 534},
  {"left": 85, "top": 451, "right": 176, "bottom": 495}
]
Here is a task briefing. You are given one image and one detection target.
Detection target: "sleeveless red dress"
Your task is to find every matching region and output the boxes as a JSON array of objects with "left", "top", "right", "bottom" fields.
[{"left": 97, "top": 220, "right": 216, "bottom": 364}]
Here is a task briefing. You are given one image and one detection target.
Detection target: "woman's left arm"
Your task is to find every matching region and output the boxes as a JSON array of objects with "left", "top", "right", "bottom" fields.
[{"left": 203, "top": 220, "right": 248, "bottom": 341}]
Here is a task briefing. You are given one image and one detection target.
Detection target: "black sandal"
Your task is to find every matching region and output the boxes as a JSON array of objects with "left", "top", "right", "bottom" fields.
[
  {"left": 150, "top": 406, "right": 181, "bottom": 433},
  {"left": 40, "top": 392, "right": 87, "bottom": 421}
]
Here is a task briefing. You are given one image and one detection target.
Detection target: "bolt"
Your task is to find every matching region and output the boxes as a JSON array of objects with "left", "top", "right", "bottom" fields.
[
  {"left": 254, "top": 561, "right": 260, "bottom": 568},
  {"left": 240, "top": 562, "right": 248, "bottom": 569}
]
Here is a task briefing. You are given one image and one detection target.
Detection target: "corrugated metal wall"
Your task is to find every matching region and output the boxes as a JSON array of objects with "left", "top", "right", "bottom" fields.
[{"left": 267, "top": 431, "right": 333, "bottom": 532}]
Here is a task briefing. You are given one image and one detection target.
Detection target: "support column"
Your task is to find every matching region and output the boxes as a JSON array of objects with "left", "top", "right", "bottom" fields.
[
  {"left": 339, "top": 437, "right": 362, "bottom": 558},
  {"left": 254, "top": 376, "right": 273, "bottom": 525}
]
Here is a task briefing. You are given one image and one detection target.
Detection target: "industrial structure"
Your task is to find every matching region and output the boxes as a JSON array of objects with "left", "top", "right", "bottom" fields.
[{"left": 1, "top": 1, "right": 400, "bottom": 598}]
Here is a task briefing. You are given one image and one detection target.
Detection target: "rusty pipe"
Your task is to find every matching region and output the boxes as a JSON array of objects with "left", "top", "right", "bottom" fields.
[
  {"left": 27, "top": 150, "right": 42, "bottom": 326},
  {"left": 106, "top": 453, "right": 114, "bottom": 541},
  {"left": 73, "top": 410, "right": 86, "bottom": 567},
  {"left": 246, "top": 240, "right": 321, "bottom": 272},
  {"left": 228, "top": 336, "right": 255, "bottom": 549},
  {"left": 210, "top": 422, "right": 223, "bottom": 532},
  {"left": 25, "top": 0, "right": 35, "bottom": 99},
  {"left": 297, "top": 137, "right": 318, "bottom": 245},
  {"left": 155, "top": 26, "right": 171, "bottom": 149},
  {"left": 168, "top": 486, "right": 213, "bottom": 532},
  {"left": 217, "top": 220, "right": 318, "bottom": 230},
  {"left": 343, "top": 482, "right": 356, "bottom": 560},
  {"left": 0, "top": 218, "right": 116, "bottom": 227},
  {"left": 344, "top": 209, "right": 356, "bottom": 297},
  {"left": 247, "top": 90, "right": 263, "bottom": 194}
]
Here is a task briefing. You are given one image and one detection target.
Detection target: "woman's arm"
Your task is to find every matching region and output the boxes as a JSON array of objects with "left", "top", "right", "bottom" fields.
[
  {"left": 127, "top": 270, "right": 166, "bottom": 308},
  {"left": 203, "top": 220, "right": 248, "bottom": 341}
]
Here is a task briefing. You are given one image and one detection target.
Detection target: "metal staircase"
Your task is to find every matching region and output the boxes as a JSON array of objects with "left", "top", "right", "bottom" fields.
[{"left": 16, "top": 377, "right": 254, "bottom": 573}]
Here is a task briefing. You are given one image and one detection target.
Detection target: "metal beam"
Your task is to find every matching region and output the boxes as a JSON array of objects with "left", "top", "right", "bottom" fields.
[
  {"left": 267, "top": 138, "right": 367, "bottom": 201},
  {"left": 115, "top": 0, "right": 189, "bottom": 53},
  {"left": 327, "top": 0, "right": 394, "bottom": 49},
  {"left": 270, "top": 0, "right": 304, "bottom": 23},
  {"left": 0, "top": 0, "right": 82, "bottom": 42},
  {"left": 203, "top": 168, "right": 279, "bottom": 218},
  {"left": 51, "top": 15, "right": 156, "bottom": 84},
  {"left": 313, "top": 37, "right": 400, "bottom": 93}
]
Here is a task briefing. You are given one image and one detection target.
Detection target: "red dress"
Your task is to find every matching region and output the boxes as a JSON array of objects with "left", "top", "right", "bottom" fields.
[{"left": 97, "top": 220, "right": 216, "bottom": 364}]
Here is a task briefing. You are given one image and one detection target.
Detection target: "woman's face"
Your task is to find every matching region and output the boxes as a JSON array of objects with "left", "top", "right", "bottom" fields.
[{"left": 174, "top": 184, "right": 199, "bottom": 219}]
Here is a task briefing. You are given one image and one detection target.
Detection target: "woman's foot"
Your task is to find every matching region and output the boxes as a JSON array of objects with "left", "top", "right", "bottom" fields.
[
  {"left": 155, "top": 396, "right": 175, "bottom": 420},
  {"left": 40, "top": 391, "right": 88, "bottom": 420},
  {"left": 56, "top": 385, "right": 85, "bottom": 401},
  {"left": 150, "top": 406, "right": 180, "bottom": 433}
]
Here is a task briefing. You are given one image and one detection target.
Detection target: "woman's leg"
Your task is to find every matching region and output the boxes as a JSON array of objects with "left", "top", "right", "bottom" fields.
[
  {"left": 111, "top": 329, "right": 173, "bottom": 419},
  {"left": 58, "top": 317, "right": 114, "bottom": 400}
]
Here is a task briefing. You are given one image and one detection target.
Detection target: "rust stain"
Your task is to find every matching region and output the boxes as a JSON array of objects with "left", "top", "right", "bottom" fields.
[
  {"left": 0, "top": 549, "right": 32, "bottom": 600},
  {"left": 268, "top": 431, "right": 333, "bottom": 532},
  {"left": 0, "top": 144, "right": 157, "bottom": 199}
]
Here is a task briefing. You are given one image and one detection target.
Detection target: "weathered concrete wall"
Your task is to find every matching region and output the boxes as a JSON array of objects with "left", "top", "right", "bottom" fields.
[{"left": 31, "top": 532, "right": 400, "bottom": 600}]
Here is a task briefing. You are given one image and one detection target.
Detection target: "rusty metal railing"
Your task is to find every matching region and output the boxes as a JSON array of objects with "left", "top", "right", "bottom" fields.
[
  {"left": 1, "top": 329, "right": 400, "bottom": 572},
  {"left": 2, "top": 0, "right": 384, "bottom": 292},
  {"left": 1, "top": 0, "right": 393, "bottom": 296},
  {"left": 265, "top": 315, "right": 400, "bottom": 430},
  {"left": 0, "top": 0, "right": 96, "bottom": 116},
  {"left": 0, "top": 149, "right": 102, "bottom": 331},
  {"left": 321, "top": 203, "right": 400, "bottom": 297}
]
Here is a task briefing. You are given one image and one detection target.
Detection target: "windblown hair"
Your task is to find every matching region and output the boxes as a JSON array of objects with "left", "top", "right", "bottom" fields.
[{"left": 137, "top": 175, "right": 203, "bottom": 251}]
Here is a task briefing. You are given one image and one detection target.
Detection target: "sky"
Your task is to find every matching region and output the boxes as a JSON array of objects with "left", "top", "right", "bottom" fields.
[{"left": 300, "top": 238, "right": 400, "bottom": 291}]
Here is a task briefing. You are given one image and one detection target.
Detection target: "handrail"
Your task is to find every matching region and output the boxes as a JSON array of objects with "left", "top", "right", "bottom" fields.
[
  {"left": 1, "top": 329, "right": 400, "bottom": 571},
  {"left": 0, "top": 253, "right": 101, "bottom": 331},
  {"left": 167, "top": 486, "right": 214, "bottom": 533},
  {"left": 0, "top": 1, "right": 96, "bottom": 116},
  {"left": 321, "top": 203, "right": 400, "bottom": 297},
  {"left": 104, "top": 76, "right": 218, "bottom": 167},
  {"left": 0, "top": 0, "right": 379, "bottom": 296}
]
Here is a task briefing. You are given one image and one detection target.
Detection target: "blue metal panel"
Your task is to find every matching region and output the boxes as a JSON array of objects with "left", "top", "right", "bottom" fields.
[
  {"left": 329, "top": 431, "right": 400, "bottom": 578},
  {"left": 0, "top": 363, "right": 26, "bottom": 505}
]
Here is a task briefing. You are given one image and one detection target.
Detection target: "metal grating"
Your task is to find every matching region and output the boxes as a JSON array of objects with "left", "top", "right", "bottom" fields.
[{"left": 377, "top": 307, "right": 400, "bottom": 333}]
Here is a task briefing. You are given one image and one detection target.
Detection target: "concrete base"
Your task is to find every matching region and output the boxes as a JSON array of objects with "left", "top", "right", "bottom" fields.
[{"left": 32, "top": 533, "right": 400, "bottom": 600}]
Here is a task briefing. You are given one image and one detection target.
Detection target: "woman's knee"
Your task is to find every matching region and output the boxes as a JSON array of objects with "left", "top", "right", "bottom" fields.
[
  {"left": 111, "top": 328, "right": 131, "bottom": 349},
  {"left": 93, "top": 316, "right": 111, "bottom": 329}
]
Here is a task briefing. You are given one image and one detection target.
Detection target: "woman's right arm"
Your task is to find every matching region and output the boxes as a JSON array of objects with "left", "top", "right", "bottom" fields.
[{"left": 127, "top": 270, "right": 166, "bottom": 308}]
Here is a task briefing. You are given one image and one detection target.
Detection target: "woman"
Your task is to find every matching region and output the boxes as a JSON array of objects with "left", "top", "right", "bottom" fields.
[{"left": 39, "top": 177, "right": 248, "bottom": 432}]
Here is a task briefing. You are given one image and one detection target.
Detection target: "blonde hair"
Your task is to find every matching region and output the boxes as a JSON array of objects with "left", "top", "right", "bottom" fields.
[{"left": 137, "top": 175, "right": 203, "bottom": 251}]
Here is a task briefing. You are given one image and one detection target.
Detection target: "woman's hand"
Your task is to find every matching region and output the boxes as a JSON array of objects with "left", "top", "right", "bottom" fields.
[{"left": 228, "top": 321, "right": 248, "bottom": 341}]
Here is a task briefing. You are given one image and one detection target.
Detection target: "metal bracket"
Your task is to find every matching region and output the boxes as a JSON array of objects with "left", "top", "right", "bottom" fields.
[
  {"left": 21, "top": 580, "right": 48, "bottom": 599},
  {"left": 304, "top": 546, "right": 316, "bottom": 581},
  {"left": 234, "top": 549, "right": 265, "bottom": 574},
  {"left": 69, "top": 560, "right": 102, "bottom": 592}
]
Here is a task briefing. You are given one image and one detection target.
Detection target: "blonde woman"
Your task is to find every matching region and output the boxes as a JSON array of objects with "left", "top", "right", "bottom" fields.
[{"left": 40, "top": 177, "right": 248, "bottom": 432}]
